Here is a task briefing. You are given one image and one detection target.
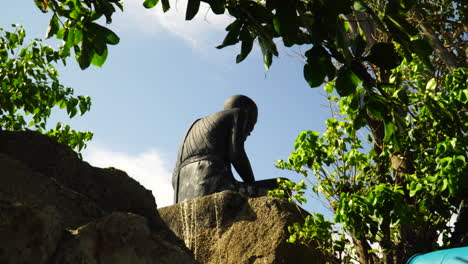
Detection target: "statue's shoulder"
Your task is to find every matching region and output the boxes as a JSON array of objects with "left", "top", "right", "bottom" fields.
[{"left": 205, "top": 108, "right": 241, "bottom": 122}]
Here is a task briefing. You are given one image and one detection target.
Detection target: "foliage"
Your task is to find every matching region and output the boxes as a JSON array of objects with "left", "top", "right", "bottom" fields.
[
  {"left": 268, "top": 178, "right": 307, "bottom": 204},
  {"left": 0, "top": 25, "right": 93, "bottom": 152},
  {"left": 32, "top": 0, "right": 467, "bottom": 263},
  {"left": 274, "top": 66, "right": 467, "bottom": 263},
  {"left": 140, "top": 0, "right": 465, "bottom": 88},
  {"left": 34, "top": 0, "right": 122, "bottom": 69}
]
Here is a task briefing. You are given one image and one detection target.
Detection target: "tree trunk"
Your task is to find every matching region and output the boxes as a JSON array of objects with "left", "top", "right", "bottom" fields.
[
  {"left": 351, "top": 231, "right": 374, "bottom": 264},
  {"left": 412, "top": 8, "right": 459, "bottom": 71},
  {"left": 451, "top": 200, "right": 468, "bottom": 247}
]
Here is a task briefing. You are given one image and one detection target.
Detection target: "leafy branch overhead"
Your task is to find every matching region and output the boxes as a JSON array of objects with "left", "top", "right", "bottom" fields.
[
  {"left": 34, "top": 0, "right": 122, "bottom": 69},
  {"left": 141, "top": 0, "right": 465, "bottom": 96},
  {"left": 37, "top": 0, "right": 465, "bottom": 106},
  {"left": 36, "top": 0, "right": 465, "bottom": 85}
]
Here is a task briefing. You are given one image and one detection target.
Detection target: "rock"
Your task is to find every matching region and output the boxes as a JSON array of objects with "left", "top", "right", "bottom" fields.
[
  {"left": 0, "top": 153, "right": 105, "bottom": 229},
  {"left": 0, "top": 201, "right": 63, "bottom": 264},
  {"left": 0, "top": 130, "right": 327, "bottom": 264},
  {"left": 158, "top": 190, "right": 325, "bottom": 264},
  {"left": 0, "top": 130, "right": 195, "bottom": 263},
  {"left": 0, "top": 130, "right": 158, "bottom": 226},
  {"left": 54, "top": 212, "right": 197, "bottom": 264}
]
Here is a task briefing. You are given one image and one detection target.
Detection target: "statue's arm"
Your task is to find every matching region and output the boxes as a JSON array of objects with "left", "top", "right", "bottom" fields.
[
  {"left": 230, "top": 110, "right": 255, "bottom": 183},
  {"left": 232, "top": 150, "right": 255, "bottom": 183}
]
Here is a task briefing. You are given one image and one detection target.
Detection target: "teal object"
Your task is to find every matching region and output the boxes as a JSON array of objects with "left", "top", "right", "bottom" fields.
[{"left": 407, "top": 247, "right": 468, "bottom": 264}]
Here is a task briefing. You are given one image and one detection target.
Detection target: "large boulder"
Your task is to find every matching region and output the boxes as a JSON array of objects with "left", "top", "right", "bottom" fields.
[
  {"left": 0, "top": 201, "right": 63, "bottom": 264},
  {"left": 158, "top": 190, "right": 325, "bottom": 264},
  {"left": 0, "top": 201, "right": 197, "bottom": 264},
  {"left": 1, "top": 130, "right": 328, "bottom": 264},
  {"left": 0, "top": 130, "right": 158, "bottom": 227},
  {"left": 0, "top": 130, "right": 195, "bottom": 264},
  {"left": 54, "top": 212, "right": 197, "bottom": 264},
  {"left": 0, "top": 153, "right": 105, "bottom": 229}
]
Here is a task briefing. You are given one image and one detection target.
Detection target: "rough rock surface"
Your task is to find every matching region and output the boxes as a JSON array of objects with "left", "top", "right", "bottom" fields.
[
  {"left": 0, "top": 153, "right": 105, "bottom": 229},
  {"left": 0, "top": 130, "right": 196, "bottom": 264},
  {"left": 159, "top": 190, "right": 325, "bottom": 264},
  {"left": 54, "top": 212, "right": 197, "bottom": 264},
  {"left": 1, "top": 130, "right": 327, "bottom": 264},
  {"left": 0, "top": 201, "right": 63, "bottom": 264},
  {"left": 0, "top": 130, "right": 158, "bottom": 227}
]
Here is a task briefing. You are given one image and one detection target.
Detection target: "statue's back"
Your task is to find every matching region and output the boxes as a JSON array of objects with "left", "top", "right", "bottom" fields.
[{"left": 172, "top": 109, "right": 239, "bottom": 202}]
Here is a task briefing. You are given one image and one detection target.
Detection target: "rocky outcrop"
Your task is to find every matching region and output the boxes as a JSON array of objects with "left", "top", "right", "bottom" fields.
[
  {"left": 0, "top": 130, "right": 196, "bottom": 264},
  {"left": 0, "top": 201, "right": 63, "bottom": 264},
  {"left": 0, "top": 152, "right": 105, "bottom": 229},
  {"left": 1, "top": 130, "right": 327, "bottom": 264},
  {"left": 159, "top": 190, "right": 325, "bottom": 264},
  {"left": 0, "top": 130, "right": 159, "bottom": 228},
  {"left": 54, "top": 212, "right": 196, "bottom": 264},
  {"left": 0, "top": 200, "right": 196, "bottom": 264}
]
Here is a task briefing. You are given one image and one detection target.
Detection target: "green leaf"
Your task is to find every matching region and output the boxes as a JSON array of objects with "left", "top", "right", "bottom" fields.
[
  {"left": 366, "top": 42, "right": 402, "bottom": 70},
  {"left": 415, "top": 183, "right": 422, "bottom": 192},
  {"left": 274, "top": 0, "right": 299, "bottom": 44},
  {"left": 258, "top": 37, "right": 274, "bottom": 70},
  {"left": 353, "top": 0, "right": 368, "bottom": 12},
  {"left": 64, "top": 27, "right": 75, "bottom": 50},
  {"left": 208, "top": 0, "right": 225, "bottom": 15},
  {"left": 273, "top": 17, "right": 281, "bottom": 34},
  {"left": 6, "top": 32, "right": 19, "bottom": 49},
  {"left": 56, "top": 28, "right": 66, "bottom": 40},
  {"left": 143, "top": 0, "right": 159, "bottom": 8},
  {"left": 186, "top": 0, "right": 201, "bottom": 20},
  {"left": 441, "top": 178, "right": 448, "bottom": 191},
  {"left": 352, "top": 34, "right": 366, "bottom": 57},
  {"left": 324, "top": 82, "right": 334, "bottom": 93},
  {"left": 34, "top": 0, "right": 48, "bottom": 13},
  {"left": 287, "top": 233, "right": 297, "bottom": 243},
  {"left": 304, "top": 63, "right": 326, "bottom": 88},
  {"left": 426, "top": 78, "right": 437, "bottom": 91},
  {"left": 105, "top": 29, "right": 120, "bottom": 45},
  {"left": 74, "top": 29, "right": 83, "bottom": 45},
  {"left": 383, "top": 122, "right": 394, "bottom": 142},
  {"left": 216, "top": 21, "right": 242, "bottom": 49},
  {"left": 236, "top": 27, "right": 254, "bottom": 63},
  {"left": 453, "top": 155, "right": 466, "bottom": 167},
  {"left": 69, "top": 10, "right": 80, "bottom": 19},
  {"left": 78, "top": 40, "right": 93, "bottom": 70},
  {"left": 88, "top": 23, "right": 119, "bottom": 45},
  {"left": 411, "top": 38, "right": 433, "bottom": 68},
  {"left": 161, "top": 0, "right": 170, "bottom": 12},
  {"left": 335, "top": 66, "right": 360, "bottom": 97},
  {"left": 303, "top": 46, "right": 334, "bottom": 87},
  {"left": 91, "top": 47, "right": 108, "bottom": 67},
  {"left": 46, "top": 14, "right": 60, "bottom": 39}
]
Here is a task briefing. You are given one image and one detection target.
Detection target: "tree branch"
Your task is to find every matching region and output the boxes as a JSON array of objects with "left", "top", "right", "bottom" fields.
[
  {"left": 350, "top": 231, "right": 375, "bottom": 264},
  {"left": 412, "top": 8, "right": 460, "bottom": 71}
]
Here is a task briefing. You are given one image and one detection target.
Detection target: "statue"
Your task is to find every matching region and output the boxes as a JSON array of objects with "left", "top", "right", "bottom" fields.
[{"left": 172, "top": 95, "right": 280, "bottom": 203}]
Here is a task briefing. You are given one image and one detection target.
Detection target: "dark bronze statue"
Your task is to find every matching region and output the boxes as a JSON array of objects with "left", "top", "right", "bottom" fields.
[{"left": 172, "top": 95, "right": 280, "bottom": 203}]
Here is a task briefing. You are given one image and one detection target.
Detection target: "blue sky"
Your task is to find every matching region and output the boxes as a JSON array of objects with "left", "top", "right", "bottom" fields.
[{"left": 2, "top": 1, "right": 333, "bottom": 212}]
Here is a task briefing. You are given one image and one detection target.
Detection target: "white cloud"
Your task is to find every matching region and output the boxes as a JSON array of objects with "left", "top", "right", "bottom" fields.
[
  {"left": 114, "top": 0, "right": 234, "bottom": 49},
  {"left": 83, "top": 144, "right": 174, "bottom": 208}
]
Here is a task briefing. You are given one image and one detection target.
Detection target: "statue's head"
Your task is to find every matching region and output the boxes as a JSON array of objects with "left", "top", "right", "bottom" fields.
[{"left": 224, "top": 95, "right": 258, "bottom": 136}]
